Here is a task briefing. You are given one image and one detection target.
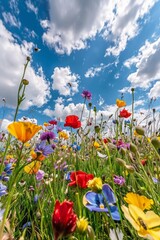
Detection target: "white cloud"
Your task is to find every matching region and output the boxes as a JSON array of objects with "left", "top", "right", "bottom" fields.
[
  {"left": 98, "top": 96, "right": 105, "bottom": 106},
  {"left": 148, "top": 81, "right": 160, "bottom": 99},
  {"left": 52, "top": 67, "right": 79, "bottom": 96},
  {"left": 124, "top": 37, "right": 160, "bottom": 98},
  {"left": 118, "top": 87, "right": 132, "bottom": 94},
  {"left": 85, "top": 63, "right": 110, "bottom": 78},
  {"left": 41, "top": 0, "right": 157, "bottom": 56},
  {"left": 104, "top": 0, "right": 157, "bottom": 56},
  {"left": 0, "top": 119, "right": 12, "bottom": 132},
  {"left": 0, "top": 20, "right": 50, "bottom": 110},
  {"left": 25, "top": 0, "right": 38, "bottom": 15},
  {"left": 9, "top": 0, "right": 19, "bottom": 14},
  {"left": 2, "top": 12, "right": 21, "bottom": 28},
  {"left": 42, "top": 0, "right": 111, "bottom": 55}
]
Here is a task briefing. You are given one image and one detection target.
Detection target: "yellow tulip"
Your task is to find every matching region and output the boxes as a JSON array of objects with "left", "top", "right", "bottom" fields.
[{"left": 8, "top": 122, "right": 42, "bottom": 143}]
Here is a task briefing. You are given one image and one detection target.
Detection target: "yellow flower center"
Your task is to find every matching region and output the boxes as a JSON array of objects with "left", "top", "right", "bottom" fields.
[{"left": 99, "top": 204, "right": 104, "bottom": 209}]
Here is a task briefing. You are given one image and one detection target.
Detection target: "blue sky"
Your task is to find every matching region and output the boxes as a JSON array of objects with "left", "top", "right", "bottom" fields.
[{"left": 0, "top": 0, "right": 160, "bottom": 129}]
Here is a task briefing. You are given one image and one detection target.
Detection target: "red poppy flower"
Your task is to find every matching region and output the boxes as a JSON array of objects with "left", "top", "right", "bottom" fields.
[
  {"left": 52, "top": 200, "right": 77, "bottom": 240},
  {"left": 64, "top": 115, "right": 81, "bottom": 129},
  {"left": 119, "top": 109, "right": 131, "bottom": 118},
  {"left": 141, "top": 159, "right": 147, "bottom": 166},
  {"left": 69, "top": 170, "right": 94, "bottom": 188}
]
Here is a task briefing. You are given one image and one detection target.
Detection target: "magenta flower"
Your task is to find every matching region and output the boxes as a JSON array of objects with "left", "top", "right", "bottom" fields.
[
  {"left": 113, "top": 175, "right": 125, "bottom": 186},
  {"left": 81, "top": 90, "right": 92, "bottom": 100}
]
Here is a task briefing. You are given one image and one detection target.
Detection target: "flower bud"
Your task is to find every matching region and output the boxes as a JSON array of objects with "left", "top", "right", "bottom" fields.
[
  {"left": 26, "top": 56, "right": 30, "bottom": 61},
  {"left": 107, "top": 143, "right": 117, "bottom": 150},
  {"left": 130, "top": 143, "right": 138, "bottom": 154},
  {"left": 135, "top": 126, "right": 145, "bottom": 136},
  {"left": 119, "top": 147, "right": 127, "bottom": 157},
  {"left": 116, "top": 158, "right": 126, "bottom": 166},
  {"left": 151, "top": 137, "right": 160, "bottom": 149},
  {"left": 94, "top": 125, "right": 100, "bottom": 133},
  {"left": 22, "top": 79, "right": 29, "bottom": 85},
  {"left": 125, "top": 165, "right": 135, "bottom": 173},
  {"left": 87, "top": 225, "right": 95, "bottom": 240}
]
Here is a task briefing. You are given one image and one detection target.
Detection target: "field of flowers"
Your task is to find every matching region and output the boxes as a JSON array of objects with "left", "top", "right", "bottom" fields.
[{"left": 0, "top": 57, "right": 160, "bottom": 240}]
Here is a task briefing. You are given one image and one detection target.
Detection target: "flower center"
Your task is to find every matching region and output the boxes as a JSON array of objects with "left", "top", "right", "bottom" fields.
[
  {"left": 137, "top": 217, "right": 147, "bottom": 230},
  {"left": 99, "top": 204, "right": 104, "bottom": 209}
]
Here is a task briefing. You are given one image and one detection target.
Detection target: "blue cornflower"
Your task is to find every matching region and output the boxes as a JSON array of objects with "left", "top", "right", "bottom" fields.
[
  {"left": 83, "top": 184, "right": 120, "bottom": 221},
  {"left": 70, "top": 142, "right": 81, "bottom": 152},
  {"left": 35, "top": 141, "right": 54, "bottom": 156}
]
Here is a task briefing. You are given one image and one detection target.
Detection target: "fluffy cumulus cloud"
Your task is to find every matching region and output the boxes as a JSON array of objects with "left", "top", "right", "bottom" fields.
[
  {"left": 41, "top": 0, "right": 110, "bottom": 54},
  {"left": 52, "top": 67, "right": 79, "bottom": 96},
  {"left": 124, "top": 37, "right": 160, "bottom": 98},
  {"left": 0, "top": 20, "right": 50, "bottom": 110},
  {"left": 104, "top": 0, "right": 157, "bottom": 56},
  {"left": 41, "top": 0, "right": 157, "bottom": 55}
]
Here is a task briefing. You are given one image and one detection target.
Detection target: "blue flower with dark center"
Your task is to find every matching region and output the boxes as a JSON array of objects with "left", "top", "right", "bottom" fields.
[
  {"left": 35, "top": 141, "right": 54, "bottom": 156},
  {"left": 83, "top": 184, "right": 120, "bottom": 221}
]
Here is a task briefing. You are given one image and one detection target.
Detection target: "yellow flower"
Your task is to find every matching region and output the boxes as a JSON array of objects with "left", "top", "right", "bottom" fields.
[
  {"left": 93, "top": 141, "right": 100, "bottom": 149},
  {"left": 24, "top": 142, "right": 31, "bottom": 148},
  {"left": 6, "top": 155, "right": 14, "bottom": 160},
  {"left": 87, "top": 177, "right": 103, "bottom": 192},
  {"left": 116, "top": 99, "right": 126, "bottom": 108},
  {"left": 43, "top": 122, "right": 49, "bottom": 127},
  {"left": 122, "top": 204, "right": 160, "bottom": 240},
  {"left": 77, "top": 217, "right": 89, "bottom": 234},
  {"left": 58, "top": 131, "right": 69, "bottom": 140},
  {"left": 7, "top": 122, "right": 42, "bottom": 143},
  {"left": 134, "top": 130, "right": 142, "bottom": 138},
  {"left": 24, "top": 160, "right": 41, "bottom": 174},
  {"left": 124, "top": 193, "right": 154, "bottom": 210}
]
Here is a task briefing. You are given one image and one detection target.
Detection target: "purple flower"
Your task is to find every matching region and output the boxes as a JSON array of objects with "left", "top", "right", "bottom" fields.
[
  {"left": 81, "top": 90, "right": 92, "bottom": 100},
  {"left": 83, "top": 184, "right": 120, "bottom": 221},
  {"left": 36, "top": 170, "right": 45, "bottom": 181},
  {"left": 113, "top": 175, "right": 125, "bottom": 186},
  {"left": 35, "top": 141, "right": 54, "bottom": 156},
  {"left": 57, "top": 127, "right": 63, "bottom": 133},
  {"left": 0, "top": 182, "right": 7, "bottom": 196},
  {"left": 22, "top": 222, "right": 31, "bottom": 230},
  {"left": 40, "top": 131, "right": 55, "bottom": 142}
]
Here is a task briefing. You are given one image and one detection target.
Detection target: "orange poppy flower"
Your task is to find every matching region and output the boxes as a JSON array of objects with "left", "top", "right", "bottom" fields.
[
  {"left": 7, "top": 122, "right": 42, "bottom": 143},
  {"left": 116, "top": 99, "right": 126, "bottom": 108}
]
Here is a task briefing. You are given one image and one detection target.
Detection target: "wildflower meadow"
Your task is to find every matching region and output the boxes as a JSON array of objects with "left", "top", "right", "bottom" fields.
[{"left": 0, "top": 57, "right": 160, "bottom": 240}]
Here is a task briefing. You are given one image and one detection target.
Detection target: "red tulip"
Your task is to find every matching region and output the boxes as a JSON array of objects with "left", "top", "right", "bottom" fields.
[
  {"left": 119, "top": 109, "right": 131, "bottom": 118},
  {"left": 64, "top": 115, "right": 81, "bottom": 129},
  {"left": 69, "top": 170, "right": 94, "bottom": 188},
  {"left": 52, "top": 200, "right": 77, "bottom": 240}
]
